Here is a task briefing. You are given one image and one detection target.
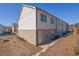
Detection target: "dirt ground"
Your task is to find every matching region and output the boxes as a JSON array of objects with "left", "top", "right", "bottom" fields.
[
  {"left": 39, "top": 33, "right": 79, "bottom": 56},
  {"left": 0, "top": 35, "right": 42, "bottom": 56},
  {"left": 0, "top": 33, "right": 79, "bottom": 56}
]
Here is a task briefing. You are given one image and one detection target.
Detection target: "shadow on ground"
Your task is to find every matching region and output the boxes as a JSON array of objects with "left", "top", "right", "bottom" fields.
[{"left": 39, "top": 32, "right": 73, "bottom": 46}]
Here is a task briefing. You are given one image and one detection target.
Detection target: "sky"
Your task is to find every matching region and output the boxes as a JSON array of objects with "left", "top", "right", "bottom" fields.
[{"left": 0, "top": 3, "right": 79, "bottom": 26}]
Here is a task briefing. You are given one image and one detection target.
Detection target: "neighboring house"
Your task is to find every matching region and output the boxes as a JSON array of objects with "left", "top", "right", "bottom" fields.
[
  {"left": 0, "top": 24, "right": 5, "bottom": 35},
  {"left": 75, "top": 23, "right": 79, "bottom": 32},
  {"left": 18, "top": 5, "right": 69, "bottom": 46},
  {"left": 69, "top": 25, "right": 74, "bottom": 32},
  {"left": 12, "top": 23, "right": 18, "bottom": 33},
  {"left": 5, "top": 26, "right": 12, "bottom": 34}
]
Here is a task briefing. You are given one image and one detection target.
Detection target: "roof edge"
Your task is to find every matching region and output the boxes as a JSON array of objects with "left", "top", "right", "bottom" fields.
[
  {"left": 22, "top": 4, "right": 69, "bottom": 24},
  {"left": 22, "top": 4, "right": 36, "bottom": 9}
]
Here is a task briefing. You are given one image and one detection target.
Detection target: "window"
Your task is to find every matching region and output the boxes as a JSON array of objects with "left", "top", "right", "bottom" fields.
[
  {"left": 55, "top": 18, "right": 59, "bottom": 25},
  {"left": 51, "top": 18, "right": 54, "bottom": 24},
  {"left": 61, "top": 22, "right": 63, "bottom": 26},
  {"left": 57, "top": 20, "right": 59, "bottom": 25},
  {"left": 41, "top": 14, "right": 47, "bottom": 22}
]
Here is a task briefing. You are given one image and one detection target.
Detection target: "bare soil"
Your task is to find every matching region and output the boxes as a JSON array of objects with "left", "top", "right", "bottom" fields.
[
  {"left": 0, "top": 33, "right": 79, "bottom": 56},
  {"left": 39, "top": 33, "right": 79, "bottom": 56},
  {"left": 0, "top": 35, "right": 42, "bottom": 56}
]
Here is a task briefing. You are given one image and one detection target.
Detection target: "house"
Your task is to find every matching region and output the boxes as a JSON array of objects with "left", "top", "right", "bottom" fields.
[
  {"left": 18, "top": 5, "right": 69, "bottom": 46},
  {"left": 0, "top": 24, "right": 5, "bottom": 35},
  {"left": 12, "top": 23, "right": 18, "bottom": 33},
  {"left": 5, "top": 26, "right": 12, "bottom": 34},
  {"left": 75, "top": 23, "right": 79, "bottom": 33}
]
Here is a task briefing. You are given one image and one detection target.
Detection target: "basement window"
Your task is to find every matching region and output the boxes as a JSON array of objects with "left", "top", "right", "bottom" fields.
[{"left": 41, "top": 14, "right": 47, "bottom": 22}]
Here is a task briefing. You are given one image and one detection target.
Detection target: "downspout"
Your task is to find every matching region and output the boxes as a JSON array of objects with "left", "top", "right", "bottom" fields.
[{"left": 36, "top": 8, "right": 38, "bottom": 46}]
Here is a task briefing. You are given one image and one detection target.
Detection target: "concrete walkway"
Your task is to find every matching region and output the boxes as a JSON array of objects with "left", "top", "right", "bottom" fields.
[{"left": 34, "top": 39, "right": 59, "bottom": 56}]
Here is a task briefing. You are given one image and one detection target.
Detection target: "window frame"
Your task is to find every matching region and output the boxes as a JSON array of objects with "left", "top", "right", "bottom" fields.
[
  {"left": 50, "top": 17, "right": 54, "bottom": 24},
  {"left": 41, "top": 14, "right": 47, "bottom": 22}
]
